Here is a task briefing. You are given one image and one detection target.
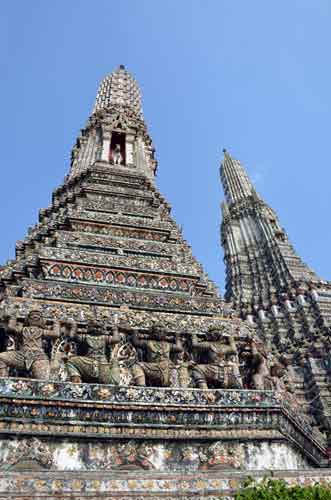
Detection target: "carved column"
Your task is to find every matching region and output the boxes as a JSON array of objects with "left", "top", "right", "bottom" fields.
[
  {"left": 101, "top": 129, "right": 111, "bottom": 162},
  {"left": 126, "top": 133, "right": 135, "bottom": 167}
]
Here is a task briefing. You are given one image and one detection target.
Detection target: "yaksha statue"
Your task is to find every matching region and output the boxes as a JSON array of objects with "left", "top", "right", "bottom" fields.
[
  {"left": 169, "top": 350, "right": 194, "bottom": 388},
  {"left": 66, "top": 321, "right": 121, "bottom": 384},
  {"left": 131, "top": 326, "right": 183, "bottom": 386},
  {"left": 248, "top": 340, "right": 293, "bottom": 393},
  {"left": 0, "top": 310, "right": 60, "bottom": 380},
  {"left": 191, "top": 326, "right": 242, "bottom": 389},
  {"left": 249, "top": 340, "right": 273, "bottom": 390},
  {"left": 112, "top": 144, "right": 123, "bottom": 165}
]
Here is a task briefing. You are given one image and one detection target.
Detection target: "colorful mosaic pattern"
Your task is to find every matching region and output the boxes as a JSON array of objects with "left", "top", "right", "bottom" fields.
[
  {"left": 0, "top": 378, "right": 282, "bottom": 406},
  {"left": 0, "top": 470, "right": 331, "bottom": 499},
  {"left": 0, "top": 378, "right": 326, "bottom": 466}
]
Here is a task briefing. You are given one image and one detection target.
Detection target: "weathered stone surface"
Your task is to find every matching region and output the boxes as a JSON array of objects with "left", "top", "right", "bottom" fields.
[{"left": 0, "top": 436, "right": 309, "bottom": 472}]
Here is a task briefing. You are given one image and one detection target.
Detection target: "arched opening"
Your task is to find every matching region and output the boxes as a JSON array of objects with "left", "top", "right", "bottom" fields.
[{"left": 110, "top": 131, "right": 126, "bottom": 165}]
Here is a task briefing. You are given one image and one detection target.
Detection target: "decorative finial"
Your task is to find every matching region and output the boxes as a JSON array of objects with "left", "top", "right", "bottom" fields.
[
  {"left": 223, "top": 148, "right": 227, "bottom": 154},
  {"left": 94, "top": 66, "right": 143, "bottom": 117}
]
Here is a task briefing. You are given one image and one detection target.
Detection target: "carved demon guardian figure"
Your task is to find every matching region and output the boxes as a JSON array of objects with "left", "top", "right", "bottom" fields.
[
  {"left": 0, "top": 310, "right": 60, "bottom": 380},
  {"left": 169, "top": 350, "right": 195, "bottom": 388},
  {"left": 191, "top": 326, "right": 242, "bottom": 389},
  {"left": 249, "top": 339, "right": 273, "bottom": 390},
  {"left": 0, "top": 311, "right": 289, "bottom": 394},
  {"left": 130, "top": 326, "right": 184, "bottom": 387},
  {"left": 65, "top": 320, "right": 122, "bottom": 384}
]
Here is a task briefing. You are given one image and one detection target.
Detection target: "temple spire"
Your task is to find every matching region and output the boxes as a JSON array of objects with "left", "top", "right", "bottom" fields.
[
  {"left": 220, "top": 149, "right": 254, "bottom": 204},
  {"left": 93, "top": 65, "right": 143, "bottom": 118},
  {"left": 70, "top": 66, "right": 156, "bottom": 178},
  {"left": 220, "top": 150, "right": 320, "bottom": 311}
]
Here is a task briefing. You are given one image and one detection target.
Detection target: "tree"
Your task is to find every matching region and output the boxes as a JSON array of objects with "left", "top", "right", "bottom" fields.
[{"left": 235, "top": 478, "right": 331, "bottom": 500}]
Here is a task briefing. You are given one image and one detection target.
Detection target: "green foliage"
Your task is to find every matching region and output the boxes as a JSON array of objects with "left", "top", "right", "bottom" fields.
[{"left": 235, "top": 478, "right": 331, "bottom": 500}]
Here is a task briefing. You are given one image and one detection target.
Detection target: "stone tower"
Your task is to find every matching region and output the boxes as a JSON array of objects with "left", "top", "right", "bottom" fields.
[
  {"left": 1, "top": 65, "right": 221, "bottom": 319},
  {"left": 0, "top": 68, "right": 329, "bottom": 499},
  {"left": 220, "top": 149, "right": 331, "bottom": 431}
]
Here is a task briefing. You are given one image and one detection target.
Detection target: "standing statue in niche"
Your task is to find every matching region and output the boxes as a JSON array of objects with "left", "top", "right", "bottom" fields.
[
  {"left": 65, "top": 320, "right": 121, "bottom": 384},
  {"left": 113, "top": 144, "right": 123, "bottom": 165},
  {"left": 191, "top": 327, "right": 242, "bottom": 389},
  {"left": 0, "top": 310, "right": 60, "bottom": 380},
  {"left": 130, "top": 326, "right": 183, "bottom": 386}
]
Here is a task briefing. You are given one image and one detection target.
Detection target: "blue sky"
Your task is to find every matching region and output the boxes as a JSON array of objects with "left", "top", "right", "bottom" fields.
[{"left": 1, "top": 1, "right": 331, "bottom": 293}]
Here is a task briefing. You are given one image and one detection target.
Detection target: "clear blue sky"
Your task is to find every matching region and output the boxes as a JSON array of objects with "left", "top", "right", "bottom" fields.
[{"left": 1, "top": 1, "right": 331, "bottom": 293}]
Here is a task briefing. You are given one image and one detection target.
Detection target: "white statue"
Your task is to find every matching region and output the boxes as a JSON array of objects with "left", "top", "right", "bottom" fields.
[{"left": 113, "top": 144, "right": 123, "bottom": 165}]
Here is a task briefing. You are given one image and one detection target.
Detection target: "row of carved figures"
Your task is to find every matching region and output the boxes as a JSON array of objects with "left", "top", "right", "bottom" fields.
[{"left": 0, "top": 310, "right": 294, "bottom": 393}]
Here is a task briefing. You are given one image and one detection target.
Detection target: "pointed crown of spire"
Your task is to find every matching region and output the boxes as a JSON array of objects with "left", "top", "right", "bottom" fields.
[
  {"left": 93, "top": 65, "right": 143, "bottom": 118},
  {"left": 220, "top": 149, "right": 255, "bottom": 204}
]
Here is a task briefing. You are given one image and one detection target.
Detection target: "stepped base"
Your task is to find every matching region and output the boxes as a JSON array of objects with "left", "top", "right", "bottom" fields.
[
  {"left": 1, "top": 469, "right": 331, "bottom": 499},
  {"left": 0, "top": 378, "right": 328, "bottom": 497}
]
